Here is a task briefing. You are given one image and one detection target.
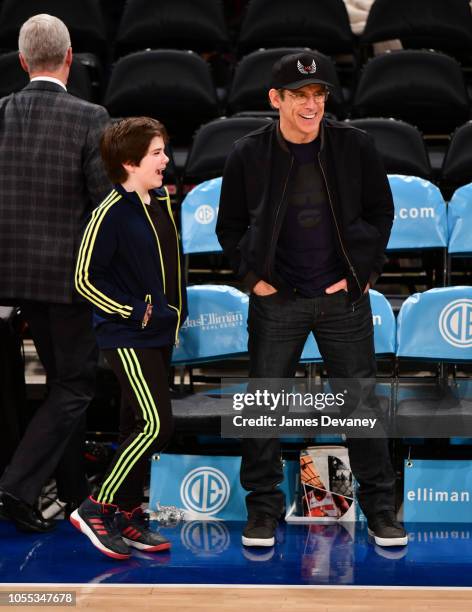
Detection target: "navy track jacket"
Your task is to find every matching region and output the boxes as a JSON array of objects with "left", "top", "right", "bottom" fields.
[{"left": 75, "top": 184, "right": 187, "bottom": 349}]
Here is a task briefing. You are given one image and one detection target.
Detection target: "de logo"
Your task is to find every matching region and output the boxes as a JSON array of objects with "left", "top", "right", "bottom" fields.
[
  {"left": 439, "top": 299, "right": 472, "bottom": 348},
  {"left": 181, "top": 521, "right": 230, "bottom": 555},
  {"left": 180, "top": 467, "right": 230, "bottom": 515},
  {"left": 194, "top": 204, "right": 215, "bottom": 225}
]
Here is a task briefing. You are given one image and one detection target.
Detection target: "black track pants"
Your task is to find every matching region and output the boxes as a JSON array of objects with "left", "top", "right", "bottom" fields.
[{"left": 97, "top": 346, "right": 173, "bottom": 511}]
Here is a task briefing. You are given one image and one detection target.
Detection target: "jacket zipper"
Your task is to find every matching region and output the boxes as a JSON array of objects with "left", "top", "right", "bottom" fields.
[
  {"left": 163, "top": 193, "right": 182, "bottom": 347},
  {"left": 266, "top": 156, "right": 294, "bottom": 281},
  {"left": 137, "top": 193, "right": 167, "bottom": 292},
  {"left": 318, "top": 152, "right": 363, "bottom": 303},
  {"left": 137, "top": 191, "right": 181, "bottom": 345}
]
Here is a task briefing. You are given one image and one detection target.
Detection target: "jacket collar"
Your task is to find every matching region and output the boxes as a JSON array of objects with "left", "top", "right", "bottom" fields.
[
  {"left": 114, "top": 183, "right": 167, "bottom": 206},
  {"left": 30, "top": 76, "right": 66, "bottom": 91},
  {"left": 23, "top": 80, "right": 67, "bottom": 94}
]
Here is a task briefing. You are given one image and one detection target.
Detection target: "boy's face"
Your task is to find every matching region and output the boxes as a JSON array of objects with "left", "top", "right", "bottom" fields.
[{"left": 130, "top": 135, "right": 169, "bottom": 191}]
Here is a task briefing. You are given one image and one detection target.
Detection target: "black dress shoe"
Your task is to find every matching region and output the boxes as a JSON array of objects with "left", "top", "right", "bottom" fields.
[{"left": 1, "top": 492, "right": 56, "bottom": 533}]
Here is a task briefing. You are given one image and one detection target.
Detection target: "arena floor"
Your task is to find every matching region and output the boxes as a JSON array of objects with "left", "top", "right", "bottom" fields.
[{"left": 2, "top": 519, "right": 472, "bottom": 610}]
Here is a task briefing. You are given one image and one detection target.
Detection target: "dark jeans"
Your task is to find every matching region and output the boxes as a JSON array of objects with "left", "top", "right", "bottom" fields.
[
  {"left": 242, "top": 290, "right": 396, "bottom": 520},
  {"left": 0, "top": 302, "right": 98, "bottom": 505}
]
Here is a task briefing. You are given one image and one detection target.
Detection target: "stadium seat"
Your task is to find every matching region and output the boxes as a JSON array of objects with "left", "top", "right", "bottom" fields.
[
  {"left": 447, "top": 182, "right": 472, "bottom": 305},
  {"left": 0, "top": 0, "right": 108, "bottom": 59},
  {"left": 395, "top": 287, "right": 472, "bottom": 437},
  {"left": 179, "top": 177, "right": 224, "bottom": 284},
  {"left": 237, "top": 0, "right": 354, "bottom": 56},
  {"left": 441, "top": 122, "right": 472, "bottom": 197},
  {"left": 385, "top": 175, "right": 448, "bottom": 290},
  {"left": 103, "top": 50, "right": 220, "bottom": 143},
  {"left": 387, "top": 175, "right": 448, "bottom": 251},
  {"left": 0, "top": 52, "right": 93, "bottom": 101},
  {"left": 172, "top": 285, "right": 249, "bottom": 366},
  {"left": 396, "top": 287, "right": 472, "bottom": 361},
  {"left": 114, "top": 0, "right": 230, "bottom": 57},
  {"left": 184, "top": 116, "right": 273, "bottom": 184},
  {"left": 347, "top": 118, "right": 432, "bottom": 180},
  {"left": 351, "top": 50, "right": 470, "bottom": 135},
  {"left": 181, "top": 178, "right": 223, "bottom": 257},
  {"left": 370, "top": 290, "right": 397, "bottom": 357},
  {"left": 447, "top": 183, "right": 472, "bottom": 256},
  {"left": 227, "top": 48, "right": 346, "bottom": 119},
  {"left": 362, "top": 0, "right": 472, "bottom": 63},
  {"left": 171, "top": 284, "right": 249, "bottom": 432}
]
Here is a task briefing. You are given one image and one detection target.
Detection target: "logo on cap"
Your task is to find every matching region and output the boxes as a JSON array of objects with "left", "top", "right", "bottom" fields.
[{"left": 297, "top": 59, "right": 316, "bottom": 75}]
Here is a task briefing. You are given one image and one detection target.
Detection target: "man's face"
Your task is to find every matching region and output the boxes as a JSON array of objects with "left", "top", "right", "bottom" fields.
[
  {"left": 268, "top": 84, "right": 328, "bottom": 143},
  {"left": 132, "top": 135, "right": 169, "bottom": 191}
]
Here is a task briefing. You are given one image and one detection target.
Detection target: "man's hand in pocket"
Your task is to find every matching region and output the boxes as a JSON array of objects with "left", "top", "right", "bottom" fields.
[
  {"left": 325, "top": 278, "right": 348, "bottom": 294},
  {"left": 253, "top": 280, "right": 278, "bottom": 296}
]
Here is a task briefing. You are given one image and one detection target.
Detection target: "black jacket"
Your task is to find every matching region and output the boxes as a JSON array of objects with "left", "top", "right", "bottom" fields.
[
  {"left": 75, "top": 184, "right": 187, "bottom": 349},
  {"left": 216, "top": 119, "right": 394, "bottom": 302}
]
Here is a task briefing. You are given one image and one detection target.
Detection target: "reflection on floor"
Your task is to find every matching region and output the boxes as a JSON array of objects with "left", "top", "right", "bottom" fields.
[{"left": 1, "top": 519, "right": 472, "bottom": 587}]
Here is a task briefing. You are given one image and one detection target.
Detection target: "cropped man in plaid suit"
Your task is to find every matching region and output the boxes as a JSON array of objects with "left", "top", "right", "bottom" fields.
[{"left": 0, "top": 14, "right": 110, "bottom": 532}]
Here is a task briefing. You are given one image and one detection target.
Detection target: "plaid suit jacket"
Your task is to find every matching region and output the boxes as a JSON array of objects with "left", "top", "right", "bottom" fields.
[{"left": 0, "top": 80, "right": 111, "bottom": 304}]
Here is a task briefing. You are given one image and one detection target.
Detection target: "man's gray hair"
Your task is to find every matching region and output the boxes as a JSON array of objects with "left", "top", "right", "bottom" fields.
[{"left": 18, "top": 14, "right": 71, "bottom": 73}]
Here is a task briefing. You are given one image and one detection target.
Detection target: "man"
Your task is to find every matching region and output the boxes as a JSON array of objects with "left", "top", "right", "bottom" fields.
[
  {"left": 0, "top": 14, "right": 111, "bottom": 532},
  {"left": 216, "top": 51, "right": 407, "bottom": 548}
]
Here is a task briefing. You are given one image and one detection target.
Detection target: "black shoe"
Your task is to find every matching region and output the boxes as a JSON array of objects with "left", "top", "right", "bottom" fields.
[
  {"left": 70, "top": 496, "right": 130, "bottom": 560},
  {"left": 367, "top": 510, "right": 408, "bottom": 547},
  {"left": 115, "top": 507, "right": 171, "bottom": 552},
  {"left": 1, "top": 492, "right": 56, "bottom": 533},
  {"left": 242, "top": 514, "right": 278, "bottom": 547}
]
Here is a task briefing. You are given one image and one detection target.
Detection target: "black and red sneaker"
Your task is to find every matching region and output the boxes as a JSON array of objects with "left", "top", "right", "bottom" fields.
[
  {"left": 116, "top": 507, "right": 171, "bottom": 552},
  {"left": 70, "top": 496, "right": 130, "bottom": 560}
]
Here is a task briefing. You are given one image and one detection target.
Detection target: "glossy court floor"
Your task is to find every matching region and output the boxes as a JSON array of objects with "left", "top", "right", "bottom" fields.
[{"left": 1, "top": 519, "right": 472, "bottom": 587}]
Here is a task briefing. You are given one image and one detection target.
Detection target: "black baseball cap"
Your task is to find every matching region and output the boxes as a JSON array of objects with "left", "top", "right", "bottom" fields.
[{"left": 270, "top": 52, "right": 334, "bottom": 90}]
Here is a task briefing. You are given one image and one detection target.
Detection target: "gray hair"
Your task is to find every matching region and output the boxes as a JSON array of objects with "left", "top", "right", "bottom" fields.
[{"left": 18, "top": 14, "right": 71, "bottom": 72}]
